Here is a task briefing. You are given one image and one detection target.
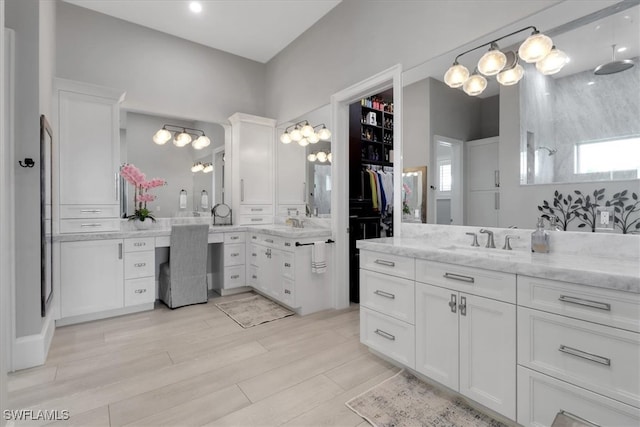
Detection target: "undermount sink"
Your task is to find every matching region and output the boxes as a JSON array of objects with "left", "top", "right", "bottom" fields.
[{"left": 438, "top": 244, "right": 531, "bottom": 261}]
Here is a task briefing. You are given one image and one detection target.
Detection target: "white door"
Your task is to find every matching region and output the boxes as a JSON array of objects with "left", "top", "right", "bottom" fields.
[
  {"left": 415, "top": 282, "right": 459, "bottom": 390},
  {"left": 459, "top": 293, "right": 516, "bottom": 420},
  {"left": 466, "top": 137, "right": 499, "bottom": 227},
  {"left": 433, "top": 136, "right": 463, "bottom": 225},
  {"left": 60, "top": 239, "right": 124, "bottom": 318}
]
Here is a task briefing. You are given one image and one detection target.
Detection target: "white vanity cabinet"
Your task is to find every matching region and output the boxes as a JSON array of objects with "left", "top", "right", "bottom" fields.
[
  {"left": 223, "top": 232, "right": 246, "bottom": 290},
  {"left": 60, "top": 239, "right": 124, "bottom": 319},
  {"left": 55, "top": 78, "right": 125, "bottom": 233},
  {"left": 123, "top": 237, "right": 155, "bottom": 307},
  {"left": 228, "top": 113, "right": 277, "bottom": 225}
]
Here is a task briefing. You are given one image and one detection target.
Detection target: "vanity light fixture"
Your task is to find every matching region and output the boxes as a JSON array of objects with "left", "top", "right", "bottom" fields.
[
  {"left": 307, "top": 151, "right": 332, "bottom": 163},
  {"left": 444, "top": 26, "right": 568, "bottom": 96},
  {"left": 191, "top": 162, "right": 204, "bottom": 172},
  {"left": 153, "top": 124, "right": 211, "bottom": 150},
  {"left": 202, "top": 163, "right": 213, "bottom": 173},
  {"left": 280, "top": 121, "right": 332, "bottom": 146}
]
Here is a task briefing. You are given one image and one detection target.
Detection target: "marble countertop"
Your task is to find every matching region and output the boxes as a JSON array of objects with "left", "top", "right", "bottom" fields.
[{"left": 357, "top": 237, "right": 640, "bottom": 294}]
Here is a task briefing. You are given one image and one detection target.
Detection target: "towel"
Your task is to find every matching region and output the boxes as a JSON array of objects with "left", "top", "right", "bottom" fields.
[{"left": 311, "top": 241, "right": 327, "bottom": 274}]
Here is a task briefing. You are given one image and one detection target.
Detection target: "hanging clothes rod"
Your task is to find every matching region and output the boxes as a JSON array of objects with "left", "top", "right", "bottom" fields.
[{"left": 295, "top": 239, "right": 335, "bottom": 247}]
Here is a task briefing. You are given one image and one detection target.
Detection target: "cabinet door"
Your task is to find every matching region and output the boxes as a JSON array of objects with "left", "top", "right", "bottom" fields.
[
  {"left": 268, "top": 249, "right": 283, "bottom": 300},
  {"left": 255, "top": 244, "right": 271, "bottom": 295},
  {"left": 459, "top": 294, "right": 516, "bottom": 420},
  {"left": 415, "top": 282, "right": 459, "bottom": 390},
  {"left": 239, "top": 122, "right": 273, "bottom": 205},
  {"left": 276, "top": 141, "right": 306, "bottom": 206},
  {"left": 60, "top": 239, "right": 124, "bottom": 318},
  {"left": 59, "top": 91, "right": 120, "bottom": 206}
]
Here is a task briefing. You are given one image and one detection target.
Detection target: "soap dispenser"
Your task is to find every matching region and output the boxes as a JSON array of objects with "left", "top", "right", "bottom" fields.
[{"left": 531, "top": 217, "right": 550, "bottom": 253}]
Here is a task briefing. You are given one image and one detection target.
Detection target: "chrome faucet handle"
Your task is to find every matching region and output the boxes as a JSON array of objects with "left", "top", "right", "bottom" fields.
[
  {"left": 465, "top": 232, "right": 480, "bottom": 247},
  {"left": 479, "top": 229, "right": 495, "bottom": 248},
  {"left": 502, "top": 235, "right": 520, "bottom": 250}
]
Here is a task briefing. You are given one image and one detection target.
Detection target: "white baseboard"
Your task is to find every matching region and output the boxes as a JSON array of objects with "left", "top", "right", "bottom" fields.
[
  {"left": 12, "top": 313, "right": 55, "bottom": 371},
  {"left": 55, "top": 303, "right": 154, "bottom": 327}
]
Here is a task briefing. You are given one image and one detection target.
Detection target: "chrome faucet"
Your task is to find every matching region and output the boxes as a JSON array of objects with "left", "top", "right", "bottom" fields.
[
  {"left": 502, "top": 235, "right": 520, "bottom": 250},
  {"left": 479, "top": 229, "right": 495, "bottom": 248},
  {"left": 465, "top": 232, "right": 480, "bottom": 247}
]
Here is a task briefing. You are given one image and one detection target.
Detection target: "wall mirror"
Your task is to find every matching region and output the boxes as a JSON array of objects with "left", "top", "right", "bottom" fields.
[
  {"left": 401, "top": 1, "right": 639, "bottom": 229},
  {"left": 40, "top": 115, "right": 53, "bottom": 317},
  {"left": 401, "top": 166, "right": 427, "bottom": 223},
  {"left": 119, "top": 111, "right": 225, "bottom": 218}
]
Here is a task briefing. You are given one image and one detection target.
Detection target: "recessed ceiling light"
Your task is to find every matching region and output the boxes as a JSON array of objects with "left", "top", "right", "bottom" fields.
[
  {"left": 587, "top": 81, "right": 595, "bottom": 86},
  {"left": 189, "top": 2, "right": 202, "bottom": 13},
  {"left": 617, "top": 46, "right": 628, "bottom": 53},
  {"left": 595, "top": 25, "right": 601, "bottom": 30}
]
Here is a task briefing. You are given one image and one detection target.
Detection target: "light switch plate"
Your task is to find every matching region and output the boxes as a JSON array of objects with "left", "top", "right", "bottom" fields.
[{"left": 596, "top": 207, "right": 614, "bottom": 229}]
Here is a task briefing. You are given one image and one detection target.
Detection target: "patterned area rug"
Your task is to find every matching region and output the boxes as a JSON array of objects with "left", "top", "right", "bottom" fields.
[
  {"left": 215, "top": 294, "right": 295, "bottom": 328},
  {"left": 346, "top": 370, "right": 506, "bottom": 427}
]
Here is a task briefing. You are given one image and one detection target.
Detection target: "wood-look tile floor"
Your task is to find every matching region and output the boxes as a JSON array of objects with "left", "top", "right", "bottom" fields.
[{"left": 8, "top": 292, "right": 399, "bottom": 426}]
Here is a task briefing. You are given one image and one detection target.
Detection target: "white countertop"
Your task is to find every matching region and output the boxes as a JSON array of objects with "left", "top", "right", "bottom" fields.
[{"left": 357, "top": 237, "right": 640, "bottom": 294}]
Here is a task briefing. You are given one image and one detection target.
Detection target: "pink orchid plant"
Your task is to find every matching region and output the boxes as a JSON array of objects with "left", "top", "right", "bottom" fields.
[
  {"left": 402, "top": 182, "right": 412, "bottom": 215},
  {"left": 120, "top": 164, "right": 166, "bottom": 222}
]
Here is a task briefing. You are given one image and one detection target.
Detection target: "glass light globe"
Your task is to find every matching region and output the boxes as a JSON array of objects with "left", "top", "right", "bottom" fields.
[
  {"left": 444, "top": 63, "right": 470, "bottom": 88},
  {"left": 174, "top": 132, "right": 192, "bottom": 147},
  {"left": 298, "top": 137, "right": 309, "bottom": 147},
  {"left": 317, "top": 126, "right": 331, "bottom": 140},
  {"left": 316, "top": 151, "right": 328, "bottom": 162},
  {"left": 193, "top": 135, "right": 210, "bottom": 149},
  {"left": 203, "top": 163, "right": 213, "bottom": 173},
  {"left": 191, "top": 162, "right": 204, "bottom": 172},
  {"left": 280, "top": 132, "right": 292, "bottom": 144},
  {"left": 290, "top": 127, "right": 303, "bottom": 142},
  {"left": 153, "top": 128, "right": 172, "bottom": 145},
  {"left": 497, "top": 64, "right": 525, "bottom": 86},
  {"left": 327, "top": 153, "right": 332, "bottom": 162},
  {"left": 478, "top": 47, "right": 507, "bottom": 76},
  {"left": 518, "top": 32, "right": 553, "bottom": 63},
  {"left": 307, "top": 153, "right": 317, "bottom": 162},
  {"left": 535, "top": 46, "right": 568, "bottom": 75},
  {"left": 463, "top": 73, "right": 487, "bottom": 96},
  {"left": 307, "top": 132, "right": 320, "bottom": 144},
  {"left": 300, "top": 123, "right": 314, "bottom": 138}
]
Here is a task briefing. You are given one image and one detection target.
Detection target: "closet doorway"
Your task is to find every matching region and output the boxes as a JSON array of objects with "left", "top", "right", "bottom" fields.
[{"left": 433, "top": 135, "right": 463, "bottom": 225}]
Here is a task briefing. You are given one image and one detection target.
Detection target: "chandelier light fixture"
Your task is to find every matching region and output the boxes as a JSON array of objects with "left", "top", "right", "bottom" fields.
[
  {"left": 444, "top": 26, "right": 568, "bottom": 96},
  {"left": 307, "top": 151, "right": 332, "bottom": 163},
  {"left": 280, "top": 121, "right": 331, "bottom": 146},
  {"left": 153, "top": 124, "right": 211, "bottom": 150}
]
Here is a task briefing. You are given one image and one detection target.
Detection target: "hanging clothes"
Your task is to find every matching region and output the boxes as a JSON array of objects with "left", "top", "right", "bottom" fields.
[{"left": 367, "top": 169, "right": 379, "bottom": 211}]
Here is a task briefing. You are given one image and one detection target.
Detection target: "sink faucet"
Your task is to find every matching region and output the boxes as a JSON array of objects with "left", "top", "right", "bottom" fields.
[
  {"left": 479, "top": 229, "right": 495, "bottom": 248},
  {"left": 502, "top": 234, "right": 520, "bottom": 250},
  {"left": 465, "top": 232, "right": 480, "bottom": 247}
]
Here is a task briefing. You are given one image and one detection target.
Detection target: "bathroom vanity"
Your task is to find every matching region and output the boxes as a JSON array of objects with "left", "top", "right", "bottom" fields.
[{"left": 357, "top": 228, "right": 640, "bottom": 426}]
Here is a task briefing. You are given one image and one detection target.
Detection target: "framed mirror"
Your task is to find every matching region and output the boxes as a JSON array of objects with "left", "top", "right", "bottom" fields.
[
  {"left": 401, "top": 166, "right": 427, "bottom": 223},
  {"left": 40, "top": 114, "right": 53, "bottom": 317}
]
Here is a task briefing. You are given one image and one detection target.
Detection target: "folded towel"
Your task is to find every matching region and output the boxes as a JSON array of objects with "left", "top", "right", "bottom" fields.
[{"left": 311, "top": 241, "right": 327, "bottom": 274}]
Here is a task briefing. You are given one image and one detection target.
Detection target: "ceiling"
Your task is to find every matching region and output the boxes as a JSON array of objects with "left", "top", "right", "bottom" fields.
[{"left": 63, "top": 0, "right": 342, "bottom": 63}]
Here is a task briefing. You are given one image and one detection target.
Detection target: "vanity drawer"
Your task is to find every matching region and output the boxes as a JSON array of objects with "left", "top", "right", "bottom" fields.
[
  {"left": 360, "top": 250, "right": 415, "bottom": 280},
  {"left": 246, "top": 265, "right": 259, "bottom": 286},
  {"left": 238, "top": 215, "right": 273, "bottom": 225},
  {"left": 259, "top": 235, "right": 281, "bottom": 248},
  {"left": 60, "top": 204, "right": 119, "bottom": 219},
  {"left": 360, "top": 307, "right": 415, "bottom": 369},
  {"left": 124, "top": 277, "right": 155, "bottom": 307},
  {"left": 280, "top": 239, "right": 296, "bottom": 251},
  {"left": 518, "top": 275, "right": 640, "bottom": 333},
  {"left": 224, "top": 265, "right": 245, "bottom": 289},
  {"left": 360, "top": 269, "right": 415, "bottom": 324},
  {"left": 59, "top": 218, "right": 120, "bottom": 233},
  {"left": 281, "top": 277, "right": 296, "bottom": 308},
  {"left": 124, "top": 251, "right": 155, "bottom": 279},
  {"left": 224, "top": 232, "right": 245, "bottom": 244},
  {"left": 247, "top": 244, "right": 259, "bottom": 267},
  {"left": 239, "top": 205, "right": 273, "bottom": 216},
  {"left": 518, "top": 307, "right": 640, "bottom": 408},
  {"left": 224, "top": 243, "right": 245, "bottom": 266},
  {"left": 281, "top": 252, "right": 295, "bottom": 279},
  {"left": 517, "top": 366, "right": 640, "bottom": 427},
  {"left": 416, "top": 259, "right": 516, "bottom": 304},
  {"left": 124, "top": 237, "right": 155, "bottom": 253}
]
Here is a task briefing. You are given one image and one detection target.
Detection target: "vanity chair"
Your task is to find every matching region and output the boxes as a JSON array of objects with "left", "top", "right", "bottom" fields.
[{"left": 159, "top": 224, "right": 209, "bottom": 308}]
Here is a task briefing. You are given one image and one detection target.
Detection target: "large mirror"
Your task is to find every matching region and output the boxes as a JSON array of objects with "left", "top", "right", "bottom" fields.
[
  {"left": 40, "top": 115, "right": 53, "bottom": 317},
  {"left": 401, "top": 1, "right": 639, "bottom": 230},
  {"left": 119, "top": 111, "right": 225, "bottom": 218}
]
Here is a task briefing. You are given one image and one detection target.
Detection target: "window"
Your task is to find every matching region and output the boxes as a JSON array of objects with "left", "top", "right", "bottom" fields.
[
  {"left": 575, "top": 136, "right": 640, "bottom": 174},
  {"left": 439, "top": 161, "right": 452, "bottom": 192}
]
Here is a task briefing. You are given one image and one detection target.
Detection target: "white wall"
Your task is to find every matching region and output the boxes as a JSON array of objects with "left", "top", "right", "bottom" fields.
[{"left": 56, "top": 2, "right": 266, "bottom": 125}]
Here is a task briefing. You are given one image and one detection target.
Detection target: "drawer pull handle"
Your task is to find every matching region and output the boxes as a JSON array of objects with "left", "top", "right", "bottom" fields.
[
  {"left": 230, "top": 253, "right": 239, "bottom": 257},
  {"left": 134, "top": 289, "right": 146, "bottom": 294},
  {"left": 133, "top": 242, "right": 146, "bottom": 247},
  {"left": 558, "top": 345, "right": 611, "bottom": 366},
  {"left": 284, "top": 262, "right": 291, "bottom": 267},
  {"left": 285, "top": 242, "right": 291, "bottom": 247},
  {"left": 284, "top": 289, "right": 291, "bottom": 295},
  {"left": 250, "top": 218, "right": 262, "bottom": 222},
  {"left": 556, "top": 410, "right": 601, "bottom": 427},
  {"left": 252, "top": 236, "right": 257, "bottom": 240},
  {"left": 252, "top": 274, "right": 257, "bottom": 279},
  {"left": 230, "top": 274, "right": 240, "bottom": 279},
  {"left": 230, "top": 236, "right": 239, "bottom": 240},
  {"left": 134, "top": 263, "right": 146, "bottom": 267},
  {"left": 558, "top": 295, "right": 611, "bottom": 311},
  {"left": 252, "top": 253, "right": 257, "bottom": 257},
  {"left": 374, "top": 329, "right": 396, "bottom": 341},
  {"left": 374, "top": 290, "right": 395, "bottom": 299},
  {"left": 443, "top": 272, "right": 475, "bottom": 283},
  {"left": 374, "top": 259, "right": 395, "bottom": 267},
  {"left": 266, "top": 239, "right": 274, "bottom": 243},
  {"left": 449, "top": 294, "right": 457, "bottom": 313},
  {"left": 250, "top": 208, "right": 263, "bottom": 212},
  {"left": 80, "top": 209, "right": 102, "bottom": 213},
  {"left": 81, "top": 223, "right": 102, "bottom": 227}
]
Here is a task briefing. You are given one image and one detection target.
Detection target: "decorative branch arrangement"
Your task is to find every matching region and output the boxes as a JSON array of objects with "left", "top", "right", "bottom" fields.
[
  {"left": 537, "top": 190, "right": 579, "bottom": 231},
  {"left": 606, "top": 190, "right": 640, "bottom": 234},
  {"left": 574, "top": 188, "right": 605, "bottom": 232}
]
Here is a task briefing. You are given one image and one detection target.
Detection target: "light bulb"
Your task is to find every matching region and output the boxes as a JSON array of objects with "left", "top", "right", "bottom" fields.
[
  {"left": 519, "top": 31, "right": 553, "bottom": 63},
  {"left": 203, "top": 163, "right": 213, "bottom": 173},
  {"left": 444, "top": 62, "right": 470, "bottom": 88},
  {"left": 174, "top": 131, "right": 192, "bottom": 147},
  {"left": 316, "top": 151, "right": 328, "bottom": 162},
  {"left": 327, "top": 153, "right": 332, "bottom": 162},
  {"left": 497, "top": 64, "right": 524, "bottom": 86},
  {"left": 153, "top": 128, "right": 172, "bottom": 145},
  {"left": 478, "top": 46, "right": 507, "bottom": 76},
  {"left": 191, "top": 162, "right": 204, "bottom": 172},
  {"left": 317, "top": 126, "right": 331, "bottom": 140},
  {"left": 193, "top": 135, "right": 210, "bottom": 149},
  {"left": 535, "top": 46, "right": 568, "bottom": 75},
  {"left": 307, "top": 153, "right": 317, "bottom": 162},
  {"left": 463, "top": 73, "right": 487, "bottom": 96},
  {"left": 290, "top": 127, "right": 303, "bottom": 142},
  {"left": 300, "top": 123, "right": 314, "bottom": 138},
  {"left": 280, "top": 132, "right": 292, "bottom": 144},
  {"left": 298, "top": 137, "right": 309, "bottom": 147},
  {"left": 307, "top": 132, "right": 320, "bottom": 144}
]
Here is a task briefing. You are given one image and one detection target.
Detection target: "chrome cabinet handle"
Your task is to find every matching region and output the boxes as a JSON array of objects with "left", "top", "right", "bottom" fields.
[
  {"left": 559, "top": 345, "right": 611, "bottom": 366},
  {"left": 558, "top": 295, "right": 611, "bottom": 311},
  {"left": 374, "top": 290, "right": 395, "bottom": 299},
  {"left": 266, "top": 238, "right": 274, "bottom": 243},
  {"left": 284, "top": 242, "right": 291, "bottom": 247},
  {"left": 374, "top": 329, "right": 395, "bottom": 341},
  {"left": 459, "top": 296, "right": 467, "bottom": 316},
  {"left": 230, "top": 253, "right": 239, "bottom": 257},
  {"left": 251, "top": 253, "right": 257, "bottom": 257},
  {"left": 284, "top": 289, "right": 291, "bottom": 295},
  {"left": 449, "top": 294, "right": 457, "bottom": 313},
  {"left": 251, "top": 218, "right": 261, "bottom": 222},
  {"left": 250, "top": 208, "right": 262, "bottom": 212},
  {"left": 494, "top": 192, "right": 500, "bottom": 210},
  {"left": 133, "top": 242, "right": 146, "bottom": 247},
  {"left": 494, "top": 170, "right": 500, "bottom": 188},
  {"left": 230, "top": 274, "right": 240, "bottom": 279},
  {"left": 115, "top": 172, "right": 119, "bottom": 201},
  {"left": 240, "top": 179, "right": 244, "bottom": 202},
  {"left": 252, "top": 236, "right": 257, "bottom": 240},
  {"left": 80, "top": 209, "right": 102, "bottom": 213},
  {"left": 284, "top": 262, "right": 291, "bottom": 267},
  {"left": 134, "top": 262, "right": 146, "bottom": 267},
  {"left": 134, "top": 289, "right": 146, "bottom": 294},
  {"left": 230, "top": 236, "right": 239, "bottom": 240},
  {"left": 443, "top": 272, "right": 475, "bottom": 283},
  {"left": 374, "top": 259, "right": 395, "bottom": 267},
  {"left": 118, "top": 243, "right": 122, "bottom": 260},
  {"left": 251, "top": 274, "right": 257, "bottom": 279},
  {"left": 80, "top": 223, "right": 102, "bottom": 227},
  {"left": 556, "top": 410, "right": 601, "bottom": 427}
]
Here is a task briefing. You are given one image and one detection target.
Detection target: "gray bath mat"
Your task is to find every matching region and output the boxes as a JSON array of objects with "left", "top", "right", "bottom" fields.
[
  {"left": 215, "top": 294, "right": 295, "bottom": 328},
  {"left": 346, "top": 370, "right": 506, "bottom": 427}
]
